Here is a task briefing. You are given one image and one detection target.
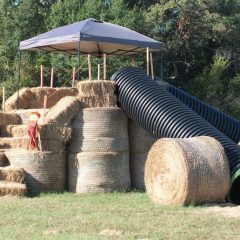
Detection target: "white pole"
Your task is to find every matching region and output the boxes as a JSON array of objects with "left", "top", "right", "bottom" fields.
[
  {"left": 2, "top": 87, "right": 5, "bottom": 113},
  {"left": 72, "top": 67, "right": 76, "bottom": 87},
  {"left": 88, "top": 54, "right": 92, "bottom": 80},
  {"left": 50, "top": 67, "right": 54, "bottom": 87},
  {"left": 40, "top": 65, "right": 44, "bottom": 87},
  {"left": 146, "top": 47, "right": 150, "bottom": 76},
  {"left": 150, "top": 52, "right": 154, "bottom": 80},
  {"left": 97, "top": 64, "right": 101, "bottom": 80},
  {"left": 103, "top": 54, "right": 107, "bottom": 80}
]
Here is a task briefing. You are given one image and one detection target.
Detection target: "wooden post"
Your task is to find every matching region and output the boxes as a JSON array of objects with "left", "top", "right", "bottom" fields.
[
  {"left": 146, "top": 47, "right": 150, "bottom": 76},
  {"left": 97, "top": 63, "right": 101, "bottom": 80},
  {"left": 88, "top": 54, "right": 92, "bottom": 80},
  {"left": 103, "top": 54, "right": 107, "bottom": 80},
  {"left": 150, "top": 52, "right": 154, "bottom": 80},
  {"left": 72, "top": 67, "right": 76, "bottom": 87},
  {"left": 40, "top": 65, "right": 44, "bottom": 87},
  {"left": 43, "top": 95, "right": 47, "bottom": 124},
  {"left": 50, "top": 67, "right": 54, "bottom": 87},
  {"left": 2, "top": 87, "right": 5, "bottom": 113}
]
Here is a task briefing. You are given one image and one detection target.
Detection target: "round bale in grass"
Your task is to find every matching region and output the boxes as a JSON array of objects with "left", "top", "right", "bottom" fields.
[
  {"left": 68, "top": 151, "right": 130, "bottom": 193},
  {"left": 5, "top": 149, "right": 66, "bottom": 195},
  {"left": 145, "top": 136, "right": 230, "bottom": 205}
]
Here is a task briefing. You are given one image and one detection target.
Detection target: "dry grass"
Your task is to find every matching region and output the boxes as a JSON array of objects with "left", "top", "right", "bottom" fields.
[{"left": 145, "top": 136, "right": 230, "bottom": 205}]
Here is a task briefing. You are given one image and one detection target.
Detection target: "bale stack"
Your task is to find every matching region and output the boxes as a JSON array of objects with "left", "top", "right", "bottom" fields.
[
  {"left": 0, "top": 166, "right": 27, "bottom": 197},
  {"left": 77, "top": 80, "right": 117, "bottom": 108},
  {"left": 145, "top": 136, "right": 230, "bottom": 205},
  {"left": 68, "top": 107, "right": 130, "bottom": 193},
  {"left": 128, "top": 120, "right": 156, "bottom": 190}
]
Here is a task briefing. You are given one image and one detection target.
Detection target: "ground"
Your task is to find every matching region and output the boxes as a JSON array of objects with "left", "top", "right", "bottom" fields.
[{"left": 0, "top": 192, "right": 239, "bottom": 240}]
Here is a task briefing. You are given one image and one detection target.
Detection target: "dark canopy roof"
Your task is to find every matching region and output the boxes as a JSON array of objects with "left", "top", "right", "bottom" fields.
[{"left": 20, "top": 18, "right": 163, "bottom": 56}]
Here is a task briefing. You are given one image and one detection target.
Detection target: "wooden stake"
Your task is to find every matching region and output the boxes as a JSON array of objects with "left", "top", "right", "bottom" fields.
[
  {"left": 103, "top": 54, "right": 107, "bottom": 80},
  {"left": 43, "top": 95, "right": 47, "bottom": 124},
  {"left": 97, "top": 63, "right": 101, "bottom": 80},
  {"left": 88, "top": 54, "right": 92, "bottom": 80},
  {"left": 72, "top": 67, "right": 76, "bottom": 87},
  {"left": 2, "top": 87, "right": 5, "bottom": 113},
  {"left": 40, "top": 65, "right": 44, "bottom": 87},
  {"left": 146, "top": 47, "right": 150, "bottom": 76},
  {"left": 50, "top": 67, "right": 54, "bottom": 87},
  {"left": 150, "top": 52, "right": 154, "bottom": 80}
]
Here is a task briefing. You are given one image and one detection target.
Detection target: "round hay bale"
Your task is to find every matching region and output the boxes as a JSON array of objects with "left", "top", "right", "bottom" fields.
[
  {"left": 68, "top": 151, "right": 130, "bottom": 193},
  {"left": 145, "top": 136, "right": 230, "bottom": 205},
  {"left": 0, "top": 152, "right": 9, "bottom": 167},
  {"left": 0, "top": 166, "right": 26, "bottom": 183},
  {"left": 0, "top": 181, "right": 27, "bottom": 197},
  {"left": 5, "top": 149, "right": 66, "bottom": 195},
  {"left": 68, "top": 107, "right": 128, "bottom": 153}
]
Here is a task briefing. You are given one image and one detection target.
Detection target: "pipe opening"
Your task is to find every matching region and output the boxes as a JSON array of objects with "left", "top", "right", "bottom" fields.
[{"left": 228, "top": 169, "right": 240, "bottom": 204}]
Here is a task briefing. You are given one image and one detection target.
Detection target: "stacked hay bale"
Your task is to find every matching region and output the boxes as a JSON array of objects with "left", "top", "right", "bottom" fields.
[
  {"left": 0, "top": 166, "right": 27, "bottom": 197},
  {"left": 68, "top": 80, "right": 130, "bottom": 193},
  {"left": 129, "top": 120, "right": 156, "bottom": 190},
  {"left": 145, "top": 136, "right": 230, "bottom": 205}
]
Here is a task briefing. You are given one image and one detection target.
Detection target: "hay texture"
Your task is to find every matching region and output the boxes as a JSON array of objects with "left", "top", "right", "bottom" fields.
[
  {"left": 145, "top": 136, "right": 230, "bottom": 205},
  {"left": 1, "top": 125, "right": 28, "bottom": 137},
  {"left": 68, "top": 107, "right": 128, "bottom": 153},
  {"left": 0, "top": 113, "right": 22, "bottom": 126},
  {"left": 68, "top": 151, "right": 130, "bottom": 193},
  {"left": 44, "top": 96, "right": 80, "bottom": 125},
  {"left": 0, "top": 152, "right": 9, "bottom": 167},
  {"left": 5, "top": 149, "right": 66, "bottom": 194},
  {"left": 0, "top": 166, "right": 26, "bottom": 183},
  {"left": 5, "top": 88, "right": 34, "bottom": 112},
  {"left": 129, "top": 120, "right": 156, "bottom": 190},
  {"left": 0, "top": 181, "right": 27, "bottom": 197}
]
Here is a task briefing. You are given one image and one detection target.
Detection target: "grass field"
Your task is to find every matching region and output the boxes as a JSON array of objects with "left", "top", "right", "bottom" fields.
[{"left": 0, "top": 192, "right": 239, "bottom": 240}]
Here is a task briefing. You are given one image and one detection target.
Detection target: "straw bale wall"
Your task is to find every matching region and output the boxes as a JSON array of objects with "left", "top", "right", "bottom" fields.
[
  {"left": 0, "top": 166, "right": 26, "bottom": 183},
  {"left": 0, "top": 113, "right": 22, "bottom": 126},
  {"left": 0, "top": 181, "right": 27, "bottom": 197},
  {"left": 5, "top": 149, "right": 66, "bottom": 194},
  {"left": 145, "top": 136, "right": 230, "bottom": 205},
  {"left": 129, "top": 120, "right": 156, "bottom": 190}
]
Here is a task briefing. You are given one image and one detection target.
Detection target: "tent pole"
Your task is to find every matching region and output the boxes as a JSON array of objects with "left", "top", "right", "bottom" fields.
[
  {"left": 103, "top": 54, "right": 107, "bottom": 80},
  {"left": 77, "top": 39, "right": 81, "bottom": 81},
  {"left": 146, "top": 47, "right": 150, "bottom": 76},
  {"left": 160, "top": 50, "right": 163, "bottom": 81},
  {"left": 150, "top": 52, "right": 154, "bottom": 80},
  {"left": 17, "top": 50, "right": 22, "bottom": 110},
  {"left": 88, "top": 54, "right": 92, "bottom": 80}
]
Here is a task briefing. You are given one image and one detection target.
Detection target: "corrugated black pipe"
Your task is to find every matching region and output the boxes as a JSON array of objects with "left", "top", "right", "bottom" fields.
[
  {"left": 162, "top": 83, "right": 240, "bottom": 144},
  {"left": 111, "top": 67, "right": 240, "bottom": 204}
]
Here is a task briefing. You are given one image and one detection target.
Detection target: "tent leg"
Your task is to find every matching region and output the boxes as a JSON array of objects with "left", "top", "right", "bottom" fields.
[
  {"left": 77, "top": 40, "right": 81, "bottom": 81},
  {"left": 17, "top": 50, "right": 22, "bottom": 110}
]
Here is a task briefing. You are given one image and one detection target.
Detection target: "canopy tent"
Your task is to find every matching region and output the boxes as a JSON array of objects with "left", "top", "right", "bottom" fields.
[{"left": 19, "top": 18, "right": 163, "bottom": 56}]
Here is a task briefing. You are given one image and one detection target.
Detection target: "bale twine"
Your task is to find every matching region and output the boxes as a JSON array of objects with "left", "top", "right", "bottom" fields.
[
  {"left": 0, "top": 166, "right": 26, "bottom": 183},
  {"left": 0, "top": 113, "right": 22, "bottom": 126},
  {"left": 0, "top": 181, "right": 27, "bottom": 197},
  {"left": 44, "top": 96, "right": 80, "bottom": 125},
  {"left": 0, "top": 151, "right": 9, "bottom": 167},
  {"left": 129, "top": 120, "right": 156, "bottom": 190},
  {"left": 5, "top": 88, "right": 34, "bottom": 112},
  {"left": 5, "top": 149, "right": 66, "bottom": 194},
  {"left": 145, "top": 136, "right": 230, "bottom": 205},
  {"left": 68, "top": 107, "right": 128, "bottom": 153},
  {"left": 68, "top": 151, "right": 130, "bottom": 193}
]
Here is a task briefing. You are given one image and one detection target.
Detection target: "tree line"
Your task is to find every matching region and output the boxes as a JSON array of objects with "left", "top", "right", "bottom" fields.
[{"left": 0, "top": 0, "right": 240, "bottom": 118}]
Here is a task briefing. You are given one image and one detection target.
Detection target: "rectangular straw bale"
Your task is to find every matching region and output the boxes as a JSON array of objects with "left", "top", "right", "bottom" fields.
[
  {"left": 44, "top": 96, "right": 81, "bottom": 125},
  {"left": 5, "top": 88, "right": 34, "bottom": 112},
  {"left": 77, "top": 80, "right": 116, "bottom": 96},
  {"left": 0, "top": 113, "right": 22, "bottom": 126},
  {"left": 0, "top": 181, "right": 27, "bottom": 197},
  {"left": 1, "top": 125, "right": 28, "bottom": 137},
  {"left": 0, "top": 137, "right": 29, "bottom": 149},
  {"left": 0, "top": 166, "right": 26, "bottom": 183},
  {"left": 77, "top": 94, "right": 117, "bottom": 108}
]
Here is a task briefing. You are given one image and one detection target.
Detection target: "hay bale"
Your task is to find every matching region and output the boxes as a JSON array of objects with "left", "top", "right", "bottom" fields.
[
  {"left": 68, "top": 107, "right": 128, "bottom": 153},
  {"left": 44, "top": 96, "right": 80, "bottom": 125},
  {"left": 78, "top": 94, "right": 117, "bottom": 108},
  {"left": 128, "top": 120, "right": 156, "bottom": 190},
  {"left": 0, "top": 166, "right": 26, "bottom": 183},
  {"left": 5, "top": 88, "right": 34, "bottom": 112},
  {"left": 5, "top": 149, "right": 66, "bottom": 194},
  {"left": 77, "top": 80, "right": 116, "bottom": 96},
  {"left": 0, "top": 113, "right": 22, "bottom": 126},
  {"left": 0, "top": 181, "right": 27, "bottom": 197},
  {"left": 0, "top": 137, "right": 29, "bottom": 149},
  {"left": 1, "top": 125, "right": 28, "bottom": 137},
  {"left": 68, "top": 151, "right": 130, "bottom": 193},
  {"left": 0, "top": 152, "right": 9, "bottom": 167},
  {"left": 145, "top": 136, "right": 230, "bottom": 205}
]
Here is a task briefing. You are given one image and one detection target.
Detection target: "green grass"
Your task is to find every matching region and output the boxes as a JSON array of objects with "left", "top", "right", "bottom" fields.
[{"left": 0, "top": 192, "right": 239, "bottom": 240}]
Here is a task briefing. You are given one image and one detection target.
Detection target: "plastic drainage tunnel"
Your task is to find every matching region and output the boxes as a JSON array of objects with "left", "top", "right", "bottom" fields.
[{"left": 111, "top": 67, "right": 240, "bottom": 204}]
